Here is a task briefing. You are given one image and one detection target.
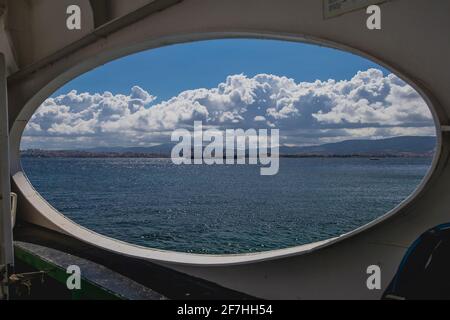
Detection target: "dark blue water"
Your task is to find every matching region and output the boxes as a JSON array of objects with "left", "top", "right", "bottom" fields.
[{"left": 21, "top": 157, "right": 431, "bottom": 254}]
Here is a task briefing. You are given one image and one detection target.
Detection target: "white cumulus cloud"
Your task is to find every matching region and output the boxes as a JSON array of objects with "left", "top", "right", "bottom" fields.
[{"left": 22, "top": 69, "right": 435, "bottom": 149}]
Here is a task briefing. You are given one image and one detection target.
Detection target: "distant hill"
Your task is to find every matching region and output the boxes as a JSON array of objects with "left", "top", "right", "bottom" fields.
[
  {"left": 281, "top": 136, "right": 436, "bottom": 156},
  {"left": 21, "top": 136, "right": 436, "bottom": 158}
]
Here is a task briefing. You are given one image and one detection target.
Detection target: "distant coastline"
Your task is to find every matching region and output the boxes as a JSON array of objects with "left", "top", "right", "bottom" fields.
[
  {"left": 20, "top": 149, "right": 434, "bottom": 159},
  {"left": 21, "top": 136, "right": 436, "bottom": 159}
]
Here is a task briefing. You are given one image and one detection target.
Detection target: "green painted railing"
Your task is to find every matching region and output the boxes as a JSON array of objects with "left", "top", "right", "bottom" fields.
[{"left": 14, "top": 245, "right": 122, "bottom": 300}]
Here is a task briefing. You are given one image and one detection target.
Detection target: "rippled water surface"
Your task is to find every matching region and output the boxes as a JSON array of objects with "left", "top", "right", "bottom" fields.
[{"left": 22, "top": 157, "right": 431, "bottom": 254}]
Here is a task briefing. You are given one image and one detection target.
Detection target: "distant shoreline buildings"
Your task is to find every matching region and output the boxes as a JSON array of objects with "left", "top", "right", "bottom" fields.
[{"left": 21, "top": 136, "right": 436, "bottom": 159}]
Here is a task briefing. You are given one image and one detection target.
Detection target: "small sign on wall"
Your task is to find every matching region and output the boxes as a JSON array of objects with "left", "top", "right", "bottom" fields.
[{"left": 324, "top": 0, "right": 389, "bottom": 19}]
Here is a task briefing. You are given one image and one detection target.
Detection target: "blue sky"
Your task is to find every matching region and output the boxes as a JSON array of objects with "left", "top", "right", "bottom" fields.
[{"left": 54, "top": 38, "right": 388, "bottom": 101}]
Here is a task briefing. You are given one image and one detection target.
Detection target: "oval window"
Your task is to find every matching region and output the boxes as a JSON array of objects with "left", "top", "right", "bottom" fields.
[{"left": 20, "top": 39, "right": 436, "bottom": 254}]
